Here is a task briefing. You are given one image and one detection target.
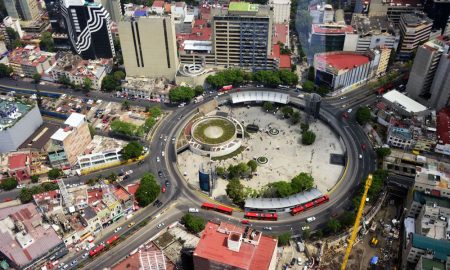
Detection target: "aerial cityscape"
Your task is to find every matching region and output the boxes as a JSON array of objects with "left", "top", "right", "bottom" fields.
[{"left": 0, "top": 0, "right": 448, "bottom": 268}]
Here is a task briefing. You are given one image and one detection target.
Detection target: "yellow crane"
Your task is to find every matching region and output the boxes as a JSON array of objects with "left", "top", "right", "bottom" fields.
[{"left": 340, "top": 174, "right": 373, "bottom": 270}]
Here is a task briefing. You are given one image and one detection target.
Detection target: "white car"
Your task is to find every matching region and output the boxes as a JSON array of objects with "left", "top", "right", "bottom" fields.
[
  {"left": 359, "top": 154, "right": 363, "bottom": 159},
  {"left": 157, "top": 222, "right": 165, "bottom": 229},
  {"left": 347, "top": 108, "right": 353, "bottom": 113},
  {"left": 161, "top": 151, "right": 165, "bottom": 157},
  {"left": 156, "top": 157, "right": 160, "bottom": 162},
  {"left": 263, "top": 226, "right": 272, "bottom": 231},
  {"left": 114, "top": 226, "right": 122, "bottom": 232},
  {"left": 188, "top": 208, "right": 199, "bottom": 213},
  {"left": 125, "top": 170, "right": 133, "bottom": 175},
  {"left": 82, "top": 252, "right": 89, "bottom": 259},
  {"left": 306, "top": 217, "right": 316, "bottom": 223},
  {"left": 301, "top": 225, "right": 310, "bottom": 231}
]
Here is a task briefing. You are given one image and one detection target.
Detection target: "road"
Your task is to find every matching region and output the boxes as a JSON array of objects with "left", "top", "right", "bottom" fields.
[{"left": 0, "top": 79, "right": 374, "bottom": 269}]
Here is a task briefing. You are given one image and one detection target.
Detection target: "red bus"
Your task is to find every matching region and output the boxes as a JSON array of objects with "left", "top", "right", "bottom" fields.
[
  {"left": 201, "top": 202, "right": 233, "bottom": 215},
  {"left": 219, "top": 85, "right": 233, "bottom": 92},
  {"left": 314, "top": 195, "right": 329, "bottom": 206},
  {"left": 291, "top": 205, "right": 304, "bottom": 215},
  {"left": 106, "top": 235, "right": 119, "bottom": 245},
  {"left": 89, "top": 244, "right": 105, "bottom": 257},
  {"left": 304, "top": 201, "right": 314, "bottom": 209},
  {"left": 244, "top": 212, "right": 278, "bottom": 221}
]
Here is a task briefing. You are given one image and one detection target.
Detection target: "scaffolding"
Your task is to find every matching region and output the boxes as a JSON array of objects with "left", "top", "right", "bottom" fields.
[{"left": 139, "top": 250, "right": 167, "bottom": 270}]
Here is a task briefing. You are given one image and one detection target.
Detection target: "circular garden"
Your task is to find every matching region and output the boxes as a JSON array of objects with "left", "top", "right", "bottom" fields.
[{"left": 192, "top": 118, "right": 237, "bottom": 145}]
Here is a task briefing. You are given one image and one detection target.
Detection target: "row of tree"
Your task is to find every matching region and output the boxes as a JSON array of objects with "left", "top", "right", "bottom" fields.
[
  {"left": 169, "top": 86, "right": 204, "bottom": 103},
  {"left": 101, "top": 71, "right": 126, "bottom": 92},
  {"left": 135, "top": 173, "right": 160, "bottom": 207},
  {"left": 217, "top": 160, "right": 258, "bottom": 180},
  {"left": 20, "top": 182, "right": 59, "bottom": 203},
  {"left": 111, "top": 105, "right": 161, "bottom": 138},
  {"left": 267, "top": 172, "right": 315, "bottom": 198},
  {"left": 205, "top": 69, "right": 299, "bottom": 89}
]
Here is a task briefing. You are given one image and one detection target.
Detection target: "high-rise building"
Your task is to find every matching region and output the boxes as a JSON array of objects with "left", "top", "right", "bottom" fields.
[
  {"left": 4, "top": 0, "right": 40, "bottom": 21},
  {"left": 212, "top": 2, "right": 273, "bottom": 70},
  {"left": 398, "top": 12, "right": 433, "bottom": 59},
  {"left": 344, "top": 14, "right": 400, "bottom": 52},
  {"left": 406, "top": 36, "right": 450, "bottom": 109},
  {"left": 368, "top": 0, "right": 424, "bottom": 24},
  {"left": 269, "top": 0, "right": 290, "bottom": 23},
  {"left": 310, "top": 24, "right": 354, "bottom": 53},
  {"left": 119, "top": 15, "right": 179, "bottom": 80},
  {"left": 100, "top": 0, "right": 122, "bottom": 22},
  {"left": 47, "top": 0, "right": 115, "bottom": 59}
]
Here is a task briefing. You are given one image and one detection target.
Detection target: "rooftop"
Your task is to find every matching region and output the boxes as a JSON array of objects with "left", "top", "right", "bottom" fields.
[
  {"left": 383, "top": 90, "right": 428, "bottom": 114},
  {"left": 420, "top": 257, "right": 445, "bottom": 270},
  {"left": 0, "top": 99, "right": 34, "bottom": 131},
  {"left": 51, "top": 53, "right": 112, "bottom": 81},
  {"left": 312, "top": 23, "right": 354, "bottom": 35},
  {"left": 389, "top": 126, "right": 413, "bottom": 140},
  {"left": 314, "top": 52, "right": 370, "bottom": 71},
  {"left": 51, "top": 113, "right": 86, "bottom": 141},
  {"left": 81, "top": 135, "right": 127, "bottom": 155},
  {"left": 8, "top": 153, "right": 29, "bottom": 170},
  {"left": 273, "top": 23, "right": 289, "bottom": 45},
  {"left": 271, "top": 44, "right": 291, "bottom": 69},
  {"left": 32, "top": 190, "right": 61, "bottom": 213},
  {"left": 352, "top": 14, "right": 396, "bottom": 36},
  {"left": 19, "top": 122, "right": 60, "bottom": 150},
  {"left": 412, "top": 233, "right": 450, "bottom": 261},
  {"left": 437, "top": 108, "right": 450, "bottom": 145},
  {"left": 8, "top": 45, "right": 55, "bottom": 68},
  {"left": 413, "top": 191, "right": 450, "bottom": 209},
  {"left": 65, "top": 112, "right": 85, "bottom": 127},
  {"left": 194, "top": 221, "right": 277, "bottom": 270},
  {"left": 0, "top": 203, "right": 63, "bottom": 268},
  {"left": 401, "top": 12, "right": 432, "bottom": 26},
  {"left": 228, "top": 2, "right": 259, "bottom": 12}
]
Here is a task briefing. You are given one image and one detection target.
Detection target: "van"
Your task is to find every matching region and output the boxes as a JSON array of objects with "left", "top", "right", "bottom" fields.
[{"left": 188, "top": 208, "right": 199, "bottom": 213}]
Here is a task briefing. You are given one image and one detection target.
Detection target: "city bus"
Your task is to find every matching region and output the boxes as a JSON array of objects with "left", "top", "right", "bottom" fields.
[
  {"left": 201, "top": 202, "right": 233, "bottom": 215},
  {"left": 244, "top": 212, "right": 278, "bottom": 221},
  {"left": 89, "top": 244, "right": 105, "bottom": 257}
]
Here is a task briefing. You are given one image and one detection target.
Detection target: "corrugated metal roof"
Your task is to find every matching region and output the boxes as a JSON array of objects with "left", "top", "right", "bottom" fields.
[
  {"left": 412, "top": 234, "right": 450, "bottom": 261},
  {"left": 245, "top": 189, "right": 323, "bottom": 210}
]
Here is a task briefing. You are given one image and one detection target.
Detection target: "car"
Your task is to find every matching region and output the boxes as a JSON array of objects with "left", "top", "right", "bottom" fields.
[
  {"left": 156, "top": 157, "right": 160, "bottom": 162},
  {"left": 256, "top": 84, "right": 264, "bottom": 88},
  {"left": 157, "top": 222, "right": 165, "bottom": 229},
  {"left": 159, "top": 135, "right": 163, "bottom": 140},
  {"left": 164, "top": 136, "right": 167, "bottom": 142},
  {"left": 297, "top": 257, "right": 302, "bottom": 265},
  {"left": 171, "top": 137, "right": 176, "bottom": 142},
  {"left": 178, "top": 103, "right": 185, "bottom": 108},
  {"left": 153, "top": 199, "right": 160, "bottom": 206},
  {"left": 158, "top": 171, "right": 163, "bottom": 177},
  {"left": 241, "top": 220, "right": 250, "bottom": 224},
  {"left": 291, "top": 258, "right": 297, "bottom": 266},
  {"left": 157, "top": 201, "right": 163, "bottom": 207},
  {"left": 301, "top": 225, "right": 310, "bottom": 231},
  {"left": 165, "top": 180, "right": 170, "bottom": 187},
  {"left": 361, "top": 144, "right": 366, "bottom": 150},
  {"left": 306, "top": 217, "right": 316, "bottom": 223},
  {"left": 100, "top": 241, "right": 105, "bottom": 246},
  {"left": 339, "top": 96, "right": 346, "bottom": 100},
  {"left": 62, "top": 264, "right": 69, "bottom": 269},
  {"left": 161, "top": 151, "right": 165, "bottom": 157},
  {"left": 263, "top": 226, "right": 272, "bottom": 230},
  {"left": 118, "top": 171, "right": 125, "bottom": 176},
  {"left": 114, "top": 226, "right": 122, "bottom": 232},
  {"left": 71, "top": 259, "right": 78, "bottom": 266},
  {"left": 359, "top": 154, "right": 363, "bottom": 159},
  {"left": 342, "top": 112, "right": 349, "bottom": 119},
  {"left": 347, "top": 108, "right": 353, "bottom": 113},
  {"left": 82, "top": 252, "right": 88, "bottom": 259},
  {"left": 123, "top": 175, "right": 129, "bottom": 180},
  {"left": 188, "top": 208, "right": 199, "bottom": 213},
  {"left": 125, "top": 170, "right": 133, "bottom": 175},
  {"left": 162, "top": 186, "right": 166, "bottom": 193},
  {"left": 143, "top": 147, "right": 149, "bottom": 152},
  {"left": 128, "top": 222, "right": 135, "bottom": 228}
]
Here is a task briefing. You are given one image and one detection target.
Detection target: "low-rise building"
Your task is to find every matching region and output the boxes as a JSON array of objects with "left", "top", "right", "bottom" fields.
[
  {"left": 8, "top": 45, "right": 55, "bottom": 77},
  {"left": 311, "top": 23, "right": 354, "bottom": 53},
  {"left": 387, "top": 126, "right": 415, "bottom": 149},
  {"left": 193, "top": 221, "right": 278, "bottom": 270},
  {"left": 382, "top": 90, "right": 429, "bottom": 117},
  {"left": 309, "top": 2, "right": 334, "bottom": 24},
  {"left": 0, "top": 203, "right": 66, "bottom": 270},
  {"left": 436, "top": 108, "right": 450, "bottom": 156},
  {"left": 121, "top": 77, "right": 171, "bottom": 101},
  {"left": 383, "top": 149, "right": 426, "bottom": 178},
  {"left": 414, "top": 167, "right": 450, "bottom": 199},
  {"left": 7, "top": 151, "right": 31, "bottom": 182},
  {"left": 50, "top": 53, "right": 113, "bottom": 90},
  {"left": 77, "top": 135, "right": 127, "bottom": 171}
]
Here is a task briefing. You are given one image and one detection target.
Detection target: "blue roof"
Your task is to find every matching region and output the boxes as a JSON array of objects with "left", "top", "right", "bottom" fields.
[
  {"left": 134, "top": 10, "right": 147, "bottom": 17},
  {"left": 412, "top": 234, "right": 450, "bottom": 261},
  {"left": 370, "top": 256, "right": 378, "bottom": 265}
]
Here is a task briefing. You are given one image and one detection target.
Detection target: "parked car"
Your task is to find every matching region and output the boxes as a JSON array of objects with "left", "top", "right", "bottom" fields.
[
  {"left": 306, "top": 217, "right": 316, "bottom": 223},
  {"left": 165, "top": 180, "right": 170, "bottom": 187},
  {"left": 188, "top": 208, "right": 199, "bottom": 213},
  {"left": 263, "top": 226, "right": 272, "bottom": 231},
  {"left": 128, "top": 222, "right": 135, "bottom": 228}
]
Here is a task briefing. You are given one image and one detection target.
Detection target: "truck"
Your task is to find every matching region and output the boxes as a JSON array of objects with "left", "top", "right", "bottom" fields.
[
  {"left": 194, "top": 95, "right": 204, "bottom": 103},
  {"left": 219, "top": 85, "right": 233, "bottom": 92}
]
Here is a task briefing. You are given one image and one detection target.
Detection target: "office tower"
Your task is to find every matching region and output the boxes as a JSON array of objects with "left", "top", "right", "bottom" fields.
[
  {"left": 368, "top": 0, "right": 423, "bottom": 24},
  {"left": 269, "top": 0, "right": 290, "bottom": 23},
  {"left": 407, "top": 36, "right": 450, "bottom": 110},
  {"left": 212, "top": 2, "right": 273, "bottom": 70},
  {"left": 4, "top": 0, "right": 40, "bottom": 21},
  {"left": 398, "top": 12, "right": 433, "bottom": 59},
  {"left": 101, "top": 0, "right": 122, "bottom": 22},
  {"left": 423, "top": 0, "right": 450, "bottom": 35},
  {"left": 119, "top": 15, "right": 179, "bottom": 80}
]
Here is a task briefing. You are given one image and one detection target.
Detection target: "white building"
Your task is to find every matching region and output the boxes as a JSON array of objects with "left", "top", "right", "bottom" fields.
[
  {"left": 3, "top": 16, "right": 24, "bottom": 38},
  {"left": 270, "top": 0, "right": 290, "bottom": 23},
  {"left": 309, "top": 3, "right": 334, "bottom": 24},
  {"left": 121, "top": 77, "right": 170, "bottom": 101},
  {"left": 382, "top": 90, "right": 429, "bottom": 117},
  {"left": 171, "top": 2, "right": 187, "bottom": 22},
  {"left": 77, "top": 136, "right": 127, "bottom": 170},
  {"left": 151, "top": 0, "right": 165, "bottom": 15}
]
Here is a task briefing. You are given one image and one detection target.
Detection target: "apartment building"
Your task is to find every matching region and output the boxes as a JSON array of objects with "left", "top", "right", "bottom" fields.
[
  {"left": 343, "top": 14, "right": 399, "bottom": 52},
  {"left": 48, "top": 113, "right": 92, "bottom": 168},
  {"left": 387, "top": 126, "right": 415, "bottom": 149},
  {"left": 119, "top": 15, "right": 179, "bottom": 80},
  {"left": 8, "top": 45, "right": 55, "bottom": 77},
  {"left": 407, "top": 36, "right": 450, "bottom": 110},
  {"left": 382, "top": 149, "right": 426, "bottom": 178},
  {"left": 368, "top": 0, "right": 424, "bottom": 24},
  {"left": 4, "top": 0, "right": 41, "bottom": 21},
  {"left": 212, "top": 2, "right": 274, "bottom": 70},
  {"left": 414, "top": 166, "right": 450, "bottom": 199},
  {"left": 398, "top": 12, "right": 433, "bottom": 59}
]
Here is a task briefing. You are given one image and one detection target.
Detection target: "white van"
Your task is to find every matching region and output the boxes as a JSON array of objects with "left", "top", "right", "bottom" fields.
[{"left": 189, "top": 208, "right": 199, "bottom": 213}]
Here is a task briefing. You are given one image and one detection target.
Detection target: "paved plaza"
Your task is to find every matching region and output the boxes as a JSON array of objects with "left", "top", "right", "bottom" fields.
[{"left": 178, "top": 105, "right": 345, "bottom": 200}]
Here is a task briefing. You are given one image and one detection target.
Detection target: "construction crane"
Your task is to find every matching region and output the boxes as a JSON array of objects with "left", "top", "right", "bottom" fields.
[{"left": 341, "top": 174, "right": 373, "bottom": 270}]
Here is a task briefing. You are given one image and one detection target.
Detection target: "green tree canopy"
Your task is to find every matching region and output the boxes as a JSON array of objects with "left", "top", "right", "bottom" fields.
[
  {"left": 376, "top": 147, "right": 391, "bottom": 159},
  {"left": 181, "top": 213, "right": 206, "bottom": 234},
  {"left": 272, "top": 181, "right": 293, "bottom": 197},
  {"left": 302, "top": 130, "right": 316, "bottom": 145},
  {"left": 291, "top": 172, "right": 314, "bottom": 193},
  {"left": 169, "top": 86, "right": 195, "bottom": 103},
  {"left": 32, "top": 73, "right": 41, "bottom": 83},
  {"left": 121, "top": 141, "right": 143, "bottom": 160},
  {"left": 40, "top": 32, "right": 54, "bottom": 52},
  {"left": 339, "top": 211, "right": 356, "bottom": 228},
  {"left": 58, "top": 75, "right": 71, "bottom": 85},
  {"left": 194, "top": 86, "right": 204, "bottom": 96},
  {"left": 0, "top": 177, "right": 18, "bottom": 190},
  {"left": 226, "top": 179, "right": 246, "bottom": 206},
  {"left": 110, "top": 120, "right": 139, "bottom": 137},
  {"left": 303, "top": 80, "right": 315, "bottom": 92},
  {"left": 121, "top": 100, "right": 130, "bottom": 110},
  {"left": 47, "top": 168, "right": 62, "bottom": 180},
  {"left": 0, "top": 64, "right": 13, "bottom": 78},
  {"left": 135, "top": 173, "right": 160, "bottom": 207},
  {"left": 19, "top": 183, "right": 59, "bottom": 203},
  {"left": 278, "top": 232, "right": 292, "bottom": 246},
  {"left": 247, "top": 160, "right": 258, "bottom": 173},
  {"left": 291, "top": 111, "right": 301, "bottom": 124},
  {"left": 83, "top": 77, "right": 92, "bottom": 91},
  {"left": 30, "top": 175, "right": 39, "bottom": 183},
  {"left": 327, "top": 218, "right": 341, "bottom": 233},
  {"left": 113, "top": 71, "right": 126, "bottom": 81},
  {"left": 356, "top": 107, "right": 371, "bottom": 124},
  {"left": 101, "top": 75, "right": 121, "bottom": 92},
  {"left": 263, "top": 102, "right": 274, "bottom": 112},
  {"left": 281, "top": 106, "right": 294, "bottom": 118}
]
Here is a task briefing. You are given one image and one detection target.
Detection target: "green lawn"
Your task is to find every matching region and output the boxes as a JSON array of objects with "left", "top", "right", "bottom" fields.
[{"left": 193, "top": 119, "right": 236, "bottom": 145}]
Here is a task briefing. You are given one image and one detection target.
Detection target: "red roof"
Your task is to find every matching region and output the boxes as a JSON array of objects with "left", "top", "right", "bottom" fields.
[
  {"left": 271, "top": 44, "right": 291, "bottom": 69},
  {"left": 437, "top": 108, "right": 450, "bottom": 145},
  {"left": 273, "top": 23, "right": 289, "bottom": 45},
  {"left": 8, "top": 153, "right": 28, "bottom": 170},
  {"left": 152, "top": 0, "right": 164, "bottom": 8},
  {"left": 126, "top": 183, "right": 139, "bottom": 195},
  {"left": 194, "top": 222, "right": 277, "bottom": 270},
  {"left": 312, "top": 24, "right": 354, "bottom": 34},
  {"left": 315, "top": 52, "right": 370, "bottom": 70}
]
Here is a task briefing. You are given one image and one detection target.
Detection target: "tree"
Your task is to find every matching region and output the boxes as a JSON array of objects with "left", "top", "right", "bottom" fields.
[
  {"left": 0, "top": 177, "right": 18, "bottom": 190},
  {"left": 135, "top": 173, "right": 160, "bottom": 207},
  {"left": 291, "top": 111, "right": 301, "bottom": 124},
  {"left": 121, "top": 141, "right": 143, "bottom": 160},
  {"left": 327, "top": 218, "right": 341, "bottom": 233},
  {"left": 226, "top": 179, "right": 245, "bottom": 206},
  {"left": 6, "top": 27, "right": 19, "bottom": 40},
  {"left": 376, "top": 147, "right": 391, "bottom": 159},
  {"left": 0, "top": 63, "right": 13, "bottom": 78},
  {"left": 316, "top": 86, "right": 330, "bottom": 96},
  {"left": 281, "top": 106, "right": 294, "bottom": 118},
  {"left": 356, "top": 107, "right": 371, "bottom": 124},
  {"left": 181, "top": 213, "right": 206, "bottom": 234},
  {"left": 247, "top": 160, "right": 258, "bottom": 173},
  {"left": 47, "top": 168, "right": 62, "bottom": 180},
  {"left": 83, "top": 77, "right": 92, "bottom": 91},
  {"left": 278, "top": 232, "right": 292, "bottom": 246},
  {"left": 194, "top": 86, "right": 204, "bottom": 96},
  {"left": 169, "top": 86, "right": 195, "bottom": 103},
  {"left": 102, "top": 75, "right": 120, "bottom": 92},
  {"left": 303, "top": 228, "right": 311, "bottom": 239},
  {"left": 32, "top": 73, "right": 41, "bottom": 84},
  {"left": 339, "top": 211, "right": 355, "bottom": 228},
  {"left": 113, "top": 71, "right": 126, "bottom": 81},
  {"left": 110, "top": 120, "right": 139, "bottom": 137},
  {"left": 121, "top": 100, "right": 130, "bottom": 110},
  {"left": 40, "top": 32, "right": 54, "bottom": 52},
  {"left": 300, "top": 123, "right": 309, "bottom": 133},
  {"left": 263, "top": 101, "right": 274, "bottom": 112},
  {"left": 272, "top": 181, "right": 293, "bottom": 197},
  {"left": 291, "top": 172, "right": 314, "bottom": 193},
  {"left": 302, "top": 80, "right": 315, "bottom": 92},
  {"left": 216, "top": 166, "right": 226, "bottom": 176},
  {"left": 307, "top": 66, "right": 315, "bottom": 81},
  {"left": 11, "top": 39, "right": 23, "bottom": 49},
  {"left": 149, "top": 106, "right": 162, "bottom": 118},
  {"left": 30, "top": 175, "right": 39, "bottom": 183},
  {"left": 302, "top": 130, "right": 316, "bottom": 145},
  {"left": 58, "top": 75, "right": 71, "bottom": 85}
]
